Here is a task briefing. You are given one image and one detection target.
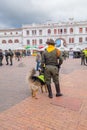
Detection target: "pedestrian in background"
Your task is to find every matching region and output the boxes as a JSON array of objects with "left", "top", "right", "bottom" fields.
[
  {"left": 0, "top": 49, "right": 3, "bottom": 66},
  {"left": 8, "top": 49, "right": 14, "bottom": 65},
  {"left": 80, "top": 50, "right": 85, "bottom": 65},
  {"left": 83, "top": 48, "right": 87, "bottom": 65},
  {"left": 5, "top": 50, "right": 9, "bottom": 65},
  {"left": 41, "top": 39, "right": 63, "bottom": 98},
  {"left": 36, "top": 52, "right": 41, "bottom": 71},
  {"left": 15, "top": 50, "right": 21, "bottom": 61}
]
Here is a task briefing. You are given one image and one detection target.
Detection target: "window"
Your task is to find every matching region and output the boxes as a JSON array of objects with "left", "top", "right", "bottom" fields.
[
  {"left": 69, "top": 38, "right": 72, "bottom": 43},
  {"left": 79, "top": 37, "right": 83, "bottom": 43},
  {"left": 85, "top": 37, "right": 87, "bottom": 41},
  {"left": 39, "top": 39, "right": 43, "bottom": 44},
  {"left": 32, "top": 30, "right": 36, "bottom": 35},
  {"left": 14, "top": 39, "right": 19, "bottom": 43},
  {"left": 48, "top": 29, "right": 51, "bottom": 34},
  {"left": 85, "top": 27, "right": 87, "bottom": 32},
  {"left": 72, "top": 38, "right": 74, "bottom": 43},
  {"left": 2, "top": 40, "right": 6, "bottom": 44},
  {"left": 64, "top": 28, "right": 67, "bottom": 33},
  {"left": 26, "top": 30, "right": 29, "bottom": 35},
  {"left": 60, "top": 29, "right": 63, "bottom": 34},
  {"left": 70, "top": 28, "right": 73, "bottom": 33},
  {"left": 58, "top": 29, "right": 62, "bottom": 34},
  {"left": 10, "top": 32, "right": 13, "bottom": 35},
  {"left": 27, "top": 40, "right": 30, "bottom": 45},
  {"left": 69, "top": 38, "right": 74, "bottom": 43},
  {"left": 32, "top": 30, "right": 34, "bottom": 35},
  {"left": 79, "top": 28, "right": 83, "bottom": 33},
  {"left": 54, "top": 29, "right": 57, "bottom": 34},
  {"left": 8, "top": 39, "right": 13, "bottom": 43},
  {"left": 32, "top": 39, "right": 34, "bottom": 45},
  {"left": 35, "top": 39, "right": 37, "bottom": 45},
  {"left": 32, "top": 39, "right": 37, "bottom": 46},
  {"left": 39, "top": 30, "right": 42, "bottom": 35}
]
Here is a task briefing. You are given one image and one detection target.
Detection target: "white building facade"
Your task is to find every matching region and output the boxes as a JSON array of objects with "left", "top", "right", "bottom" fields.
[
  {"left": 0, "top": 28, "right": 23, "bottom": 50},
  {"left": 0, "top": 20, "right": 87, "bottom": 50}
]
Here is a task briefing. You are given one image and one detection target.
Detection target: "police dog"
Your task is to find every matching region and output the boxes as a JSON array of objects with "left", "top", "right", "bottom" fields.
[{"left": 28, "top": 68, "right": 47, "bottom": 99}]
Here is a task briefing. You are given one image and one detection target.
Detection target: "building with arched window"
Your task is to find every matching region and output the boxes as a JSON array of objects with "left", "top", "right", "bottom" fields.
[
  {"left": 0, "top": 28, "right": 22, "bottom": 50},
  {"left": 0, "top": 19, "right": 87, "bottom": 50}
]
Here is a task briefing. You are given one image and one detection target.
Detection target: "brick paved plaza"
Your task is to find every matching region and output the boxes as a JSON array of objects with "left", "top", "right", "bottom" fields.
[{"left": 0, "top": 56, "right": 87, "bottom": 130}]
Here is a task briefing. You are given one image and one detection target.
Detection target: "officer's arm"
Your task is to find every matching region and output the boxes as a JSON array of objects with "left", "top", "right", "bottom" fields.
[
  {"left": 59, "top": 55, "right": 63, "bottom": 66},
  {"left": 57, "top": 49, "right": 63, "bottom": 67}
]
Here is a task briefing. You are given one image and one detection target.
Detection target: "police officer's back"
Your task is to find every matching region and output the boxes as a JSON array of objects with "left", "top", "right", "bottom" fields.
[{"left": 41, "top": 39, "right": 63, "bottom": 98}]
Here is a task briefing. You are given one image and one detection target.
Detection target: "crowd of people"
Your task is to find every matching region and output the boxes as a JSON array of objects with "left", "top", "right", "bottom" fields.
[
  {"left": 0, "top": 49, "right": 27, "bottom": 66},
  {"left": 0, "top": 49, "right": 14, "bottom": 66}
]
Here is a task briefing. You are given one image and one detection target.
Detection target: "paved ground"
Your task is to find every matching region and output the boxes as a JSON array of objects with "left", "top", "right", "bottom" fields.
[
  {"left": 0, "top": 56, "right": 33, "bottom": 112},
  {"left": 0, "top": 56, "right": 87, "bottom": 130}
]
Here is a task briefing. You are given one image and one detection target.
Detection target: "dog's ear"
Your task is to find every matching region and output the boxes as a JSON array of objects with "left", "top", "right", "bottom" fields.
[
  {"left": 32, "top": 68, "right": 36, "bottom": 74},
  {"left": 29, "top": 68, "right": 36, "bottom": 78}
]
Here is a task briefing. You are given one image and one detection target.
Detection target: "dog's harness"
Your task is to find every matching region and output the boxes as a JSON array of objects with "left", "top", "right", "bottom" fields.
[{"left": 37, "top": 74, "right": 45, "bottom": 83}]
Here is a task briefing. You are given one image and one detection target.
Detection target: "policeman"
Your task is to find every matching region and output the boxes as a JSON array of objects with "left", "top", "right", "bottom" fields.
[
  {"left": 80, "top": 50, "right": 85, "bottom": 65},
  {"left": 5, "top": 50, "right": 9, "bottom": 65},
  {"left": 8, "top": 49, "right": 14, "bottom": 65},
  {"left": 83, "top": 48, "right": 87, "bottom": 65},
  {"left": 0, "top": 49, "right": 3, "bottom": 66},
  {"left": 41, "top": 39, "right": 63, "bottom": 98}
]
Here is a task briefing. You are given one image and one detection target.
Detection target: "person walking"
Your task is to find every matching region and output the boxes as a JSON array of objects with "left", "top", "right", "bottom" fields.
[
  {"left": 5, "top": 50, "right": 9, "bottom": 65},
  {"left": 0, "top": 49, "right": 3, "bottom": 66},
  {"left": 41, "top": 39, "right": 63, "bottom": 98},
  {"left": 80, "top": 50, "right": 85, "bottom": 65},
  {"left": 15, "top": 50, "right": 21, "bottom": 61},
  {"left": 36, "top": 52, "right": 41, "bottom": 71},
  {"left": 83, "top": 48, "right": 87, "bottom": 65},
  {"left": 8, "top": 49, "right": 14, "bottom": 65}
]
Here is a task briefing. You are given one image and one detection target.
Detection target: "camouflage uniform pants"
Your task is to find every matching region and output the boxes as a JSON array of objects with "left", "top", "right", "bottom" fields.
[
  {"left": 10, "top": 56, "right": 13, "bottom": 65},
  {"left": 0, "top": 58, "right": 3, "bottom": 65},
  {"left": 44, "top": 65, "right": 59, "bottom": 85},
  {"left": 5, "top": 57, "right": 9, "bottom": 64}
]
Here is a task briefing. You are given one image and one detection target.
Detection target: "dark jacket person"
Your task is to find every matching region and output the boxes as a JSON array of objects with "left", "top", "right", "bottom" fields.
[
  {"left": 41, "top": 39, "right": 63, "bottom": 98},
  {"left": 0, "top": 49, "right": 3, "bottom": 66},
  {"left": 8, "top": 49, "right": 14, "bottom": 65},
  {"left": 5, "top": 50, "right": 9, "bottom": 65}
]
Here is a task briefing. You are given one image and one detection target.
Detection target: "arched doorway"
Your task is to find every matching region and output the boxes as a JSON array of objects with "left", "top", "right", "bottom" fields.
[{"left": 55, "top": 38, "right": 66, "bottom": 47}]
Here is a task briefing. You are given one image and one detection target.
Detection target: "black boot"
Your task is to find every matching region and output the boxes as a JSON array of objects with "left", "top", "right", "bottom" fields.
[
  {"left": 55, "top": 83, "right": 63, "bottom": 97},
  {"left": 47, "top": 84, "right": 53, "bottom": 98}
]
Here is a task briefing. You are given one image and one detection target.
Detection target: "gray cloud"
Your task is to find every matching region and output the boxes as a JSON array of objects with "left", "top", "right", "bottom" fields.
[{"left": 0, "top": 0, "right": 87, "bottom": 28}]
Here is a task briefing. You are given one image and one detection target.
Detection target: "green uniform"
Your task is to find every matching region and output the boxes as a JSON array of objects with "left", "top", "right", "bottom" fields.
[
  {"left": 41, "top": 49, "right": 63, "bottom": 84},
  {"left": 0, "top": 50, "right": 3, "bottom": 66},
  {"left": 41, "top": 39, "right": 63, "bottom": 98},
  {"left": 9, "top": 49, "right": 14, "bottom": 65}
]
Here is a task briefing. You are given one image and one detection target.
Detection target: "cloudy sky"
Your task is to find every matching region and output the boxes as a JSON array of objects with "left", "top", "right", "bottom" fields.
[{"left": 0, "top": 0, "right": 87, "bottom": 28}]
